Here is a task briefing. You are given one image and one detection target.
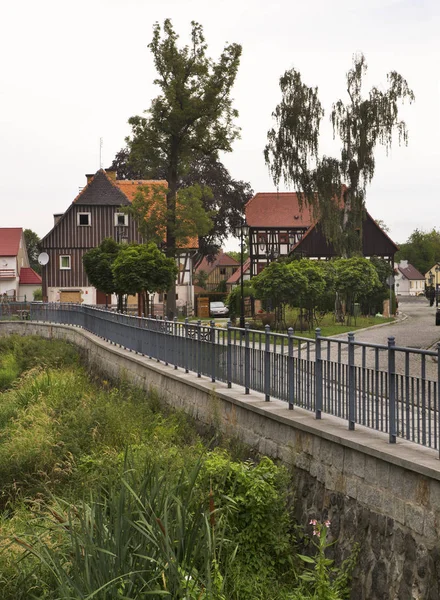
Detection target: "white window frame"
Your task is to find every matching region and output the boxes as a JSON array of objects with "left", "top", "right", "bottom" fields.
[
  {"left": 60, "top": 255, "right": 71, "bottom": 270},
  {"left": 77, "top": 212, "right": 91, "bottom": 226},
  {"left": 114, "top": 212, "right": 128, "bottom": 227}
]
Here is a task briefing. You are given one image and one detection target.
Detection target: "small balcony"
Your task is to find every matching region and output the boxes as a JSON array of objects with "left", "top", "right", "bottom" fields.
[{"left": 0, "top": 269, "right": 16, "bottom": 279}]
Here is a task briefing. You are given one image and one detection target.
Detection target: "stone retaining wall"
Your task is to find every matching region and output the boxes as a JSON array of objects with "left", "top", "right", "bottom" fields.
[{"left": 1, "top": 321, "right": 440, "bottom": 598}]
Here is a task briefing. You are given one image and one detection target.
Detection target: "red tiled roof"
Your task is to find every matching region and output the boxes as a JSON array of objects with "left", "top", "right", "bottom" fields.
[
  {"left": 19, "top": 267, "right": 42, "bottom": 285},
  {"left": 196, "top": 249, "right": 240, "bottom": 275},
  {"left": 0, "top": 228, "right": 22, "bottom": 256},
  {"left": 226, "top": 257, "right": 251, "bottom": 284},
  {"left": 245, "top": 193, "right": 313, "bottom": 228},
  {"left": 113, "top": 179, "right": 168, "bottom": 202},
  {"left": 71, "top": 171, "right": 197, "bottom": 249}
]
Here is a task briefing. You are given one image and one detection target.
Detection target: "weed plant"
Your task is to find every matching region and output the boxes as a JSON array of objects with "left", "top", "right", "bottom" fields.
[{"left": 0, "top": 336, "right": 357, "bottom": 599}]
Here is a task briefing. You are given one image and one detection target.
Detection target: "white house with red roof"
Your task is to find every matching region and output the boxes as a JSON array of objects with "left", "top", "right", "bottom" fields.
[
  {"left": 395, "top": 260, "right": 425, "bottom": 296},
  {"left": 0, "top": 228, "right": 42, "bottom": 301}
]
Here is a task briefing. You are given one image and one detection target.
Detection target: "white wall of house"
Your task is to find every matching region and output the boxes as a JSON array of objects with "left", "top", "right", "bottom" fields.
[
  {"left": 0, "top": 256, "right": 18, "bottom": 297},
  {"left": 46, "top": 286, "right": 96, "bottom": 304},
  {"left": 18, "top": 284, "right": 41, "bottom": 301}
]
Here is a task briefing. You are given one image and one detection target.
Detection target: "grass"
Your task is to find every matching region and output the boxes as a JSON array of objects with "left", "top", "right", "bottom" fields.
[{"left": 0, "top": 335, "right": 356, "bottom": 600}]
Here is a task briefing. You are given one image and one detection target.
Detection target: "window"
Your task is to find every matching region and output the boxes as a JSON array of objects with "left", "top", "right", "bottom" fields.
[
  {"left": 77, "top": 212, "right": 91, "bottom": 226},
  {"left": 60, "top": 255, "right": 71, "bottom": 270},
  {"left": 220, "top": 267, "right": 226, "bottom": 275},
  {"left": 114, "top": 212, "right": 128, "bottom": 227},
  {"left": 279, "top": 233, "right": 289, "bottom": 244}
]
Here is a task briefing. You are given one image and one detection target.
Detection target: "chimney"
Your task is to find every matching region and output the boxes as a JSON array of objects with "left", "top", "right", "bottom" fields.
[
  {"left": 85, "top": 173, "right": 94, "bottom": 184},
  {"left": 105, "top": 169, "right": 117, "bottom": 181},
  {"left": 54, "top": 213, "right": 63, "bottom": 225}
]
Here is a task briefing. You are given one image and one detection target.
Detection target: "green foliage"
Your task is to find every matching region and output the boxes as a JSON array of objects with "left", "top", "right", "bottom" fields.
[
  {"left": 265, "top": 54, "right": 414, "bottom": 256},
  {"left": 201, "top": 452, "right": 294, "bottom": 599},
  {"left": 111, "top": 150, "right": 253, "bottom": 260},
  {"left": 23, "top": 229, "right": 41, "bottom": 274},
  {"left": 82, "top": 237, "right": 123, "bottom": 296},
  {"left": 0, "top": 337, "right": 356, "bottom": 600},
  {"left": 194, "top": 269, "right": 209, "bottom": 289},
  {"left": 225, "top": 281, "right": 254, "bottom": 321},
  {"left": 252, "top": 261, "right": 307, "bottom": 312},
  {"left": 32, "top": 287, "right": 43, "bottom": 301},
  {"left": 126, "top": 19, "right": 242, "bottom": 316},
  {"left": 334, "top": 257, "right": 381, "bottom": 306},
  {"left": 112, "top": 242, "right": 178, "bottom": 296},
  {"left": 126, "top": 182, "right": 213, "bottom": 248},
  {"left": 290, "top": 521, "right": 358, "bottom": 600},
  {"left": 395, "top": 228, "right": 440, "bottom": 276},
  {"left": 0, "top": 336, "right": 78, "bottom": 392}
]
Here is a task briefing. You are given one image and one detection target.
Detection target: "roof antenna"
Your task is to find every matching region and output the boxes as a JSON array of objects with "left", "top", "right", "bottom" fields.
[{"left": 99, "top": 137, "right": 103, "bottom": 169}]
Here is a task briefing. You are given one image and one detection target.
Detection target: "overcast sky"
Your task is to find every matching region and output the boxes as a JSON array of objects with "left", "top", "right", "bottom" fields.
[{"left": 1, "top": 0, "right": 439, "bottom": 249}]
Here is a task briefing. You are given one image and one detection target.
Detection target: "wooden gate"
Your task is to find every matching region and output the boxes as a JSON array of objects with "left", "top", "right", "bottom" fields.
[{"left": 197, "top": 296, "right": 210, "bottom": 318}]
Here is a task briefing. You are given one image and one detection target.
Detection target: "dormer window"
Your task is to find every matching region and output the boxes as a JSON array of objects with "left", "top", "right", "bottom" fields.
[
  {"left": 77, "top": 212, "right": 91, "bottom": 226},
  {"left": 115, "top": 213, "right": 128, "bottom": 227}
]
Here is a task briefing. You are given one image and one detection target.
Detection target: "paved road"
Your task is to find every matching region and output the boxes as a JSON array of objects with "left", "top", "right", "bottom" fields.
[
  {"left": 323, "top": 298, "right": 440, "bottom": 380},
  {"left": 334, "top": 297, "right": 440, "bottom": 350}
]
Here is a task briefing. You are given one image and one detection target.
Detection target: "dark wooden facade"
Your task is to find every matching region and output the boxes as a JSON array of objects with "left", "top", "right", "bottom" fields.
[
  {"left": 41, "top": 171, "right": 144, "bottom": 299},
  {"left": 290, "top": 213, "right": 398, "bottom": 261}
]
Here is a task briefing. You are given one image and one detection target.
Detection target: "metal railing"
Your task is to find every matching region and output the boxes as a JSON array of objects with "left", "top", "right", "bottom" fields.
[
  {"left": 28, "top": 303, "right": 440, "bottom": 454},
  {"left": 0, "top": 301, "right": 31, "bottom": 320}
]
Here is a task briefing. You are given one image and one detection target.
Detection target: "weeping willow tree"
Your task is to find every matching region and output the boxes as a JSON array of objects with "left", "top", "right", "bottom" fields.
[{"left": 264, "top": 54, "right": 415, "bottom": 256}]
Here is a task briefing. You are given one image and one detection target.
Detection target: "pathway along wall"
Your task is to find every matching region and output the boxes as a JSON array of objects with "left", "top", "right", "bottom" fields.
[{"left": 1, "top": 321, "right": 440, "bottom": 599}]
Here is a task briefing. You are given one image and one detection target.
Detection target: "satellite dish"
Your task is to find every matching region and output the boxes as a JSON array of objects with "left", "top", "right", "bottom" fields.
[{"left": 38, "top": 252, "right": 49, "bottom": 266}]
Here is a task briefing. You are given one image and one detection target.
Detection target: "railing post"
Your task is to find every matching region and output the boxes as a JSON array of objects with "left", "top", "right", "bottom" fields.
[
  {"left": 184, "top": 318, "right": 189, "bottom": 373},
  {"left": 174, "top": 317, "right": 178, "bottom": 370},
  {"left": 197, "top": 319, "right": 202, "bottom": 378},
  {"left": 388, "top": 336, "right": 397, "bottom": 444},
  {"left": 264, "top": 324, "right": 271, "bottom": 401},
  {"left": 156, "top": 316, "right": 160, "bottom": 363},
  {"left": 244, "top": 323, "right": 250, "bottom": 394},
  {"left": 210, "top": 320, "right": 216, "bottom": 383},
  {"left": 348, "top": 332, "right": 356, "bottom": 431},
  {"left": 288, "top": 327, "right": 294, "bottom": 410},
  {"left": 227, "top": 321, "right": 232, "bottom": 388},
  {"left": 438, "top": 343, "right": 440, "bottom": 458},
  {"left": 315, "top": 328, "right": 322, "bottom": 419},
  {"left": 164, "top": 317, "right": 168, "bottom": 365}
]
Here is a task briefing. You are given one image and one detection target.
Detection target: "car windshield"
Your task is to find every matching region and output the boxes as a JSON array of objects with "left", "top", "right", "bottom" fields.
[{"left": 210, "top": 302, "right": 224, "bottom": 308}]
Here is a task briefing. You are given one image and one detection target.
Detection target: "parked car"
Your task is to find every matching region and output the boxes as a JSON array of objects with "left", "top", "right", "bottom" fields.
[{"left": 210, "top": 301, "right": 229, "bottom": 316}]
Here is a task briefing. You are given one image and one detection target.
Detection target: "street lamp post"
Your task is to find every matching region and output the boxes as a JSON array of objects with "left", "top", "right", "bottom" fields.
[
  {"left": 436, "top": 266, "right": 440, "bottom": 308},
  {"left": 234, "top": 220, "right": 249, "bottom": 329}
]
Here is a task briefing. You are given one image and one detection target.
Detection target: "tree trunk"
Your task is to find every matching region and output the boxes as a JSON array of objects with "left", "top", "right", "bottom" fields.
[{"left": 166, "top": 144, "right": 178, "bottom": 319}]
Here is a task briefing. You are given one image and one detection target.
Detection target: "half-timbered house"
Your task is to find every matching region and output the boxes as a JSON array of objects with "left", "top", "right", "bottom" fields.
[
  {"left": 194, "top": 250, "right": 240, "bottom": 291},
  {"left": 245, "top": 192, "right": 398, "bottom": 276},
  {"left": 40, "top": 169, "right": 197, "bottom": 307}
]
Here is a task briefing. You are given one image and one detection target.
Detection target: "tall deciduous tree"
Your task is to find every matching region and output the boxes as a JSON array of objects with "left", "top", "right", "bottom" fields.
[
  {"left": 265, "top": 54, "right": 414, "bottom": 256},
  {"left": 125, "top": 20, "right": 242, "bottom": 316},
  {"left": 23, "top": 229, "right": 41, "bottom": 274},
  {"left": 126, "top": 183, "right": 213, "bottom": 250},
  {"left": 110, "top": 149, "right": 253, "bottom": 263}
]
